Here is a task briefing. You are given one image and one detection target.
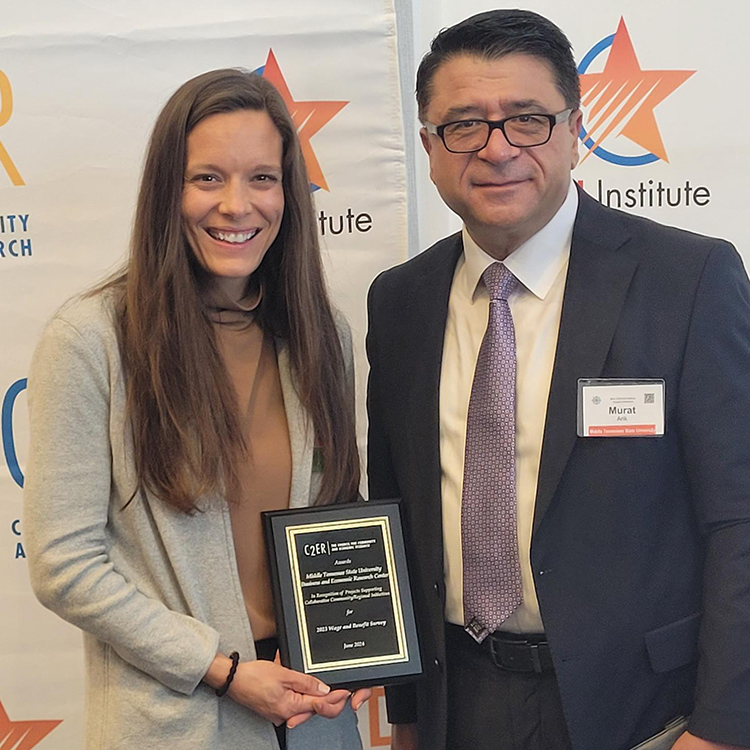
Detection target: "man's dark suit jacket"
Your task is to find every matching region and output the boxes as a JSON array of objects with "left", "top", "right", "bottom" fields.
[{"left": 366, "top": 188, "right": 750, "bottom": 750}]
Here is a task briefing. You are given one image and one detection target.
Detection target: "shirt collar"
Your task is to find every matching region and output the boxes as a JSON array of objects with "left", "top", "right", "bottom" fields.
[{"left": 462, "top": 180, "right": 578, "bottom": 302}]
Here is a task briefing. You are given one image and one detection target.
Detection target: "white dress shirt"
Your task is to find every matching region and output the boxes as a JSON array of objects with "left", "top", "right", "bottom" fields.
[{"left": 440, "top": 181, "right": 578, "bottom": 633}]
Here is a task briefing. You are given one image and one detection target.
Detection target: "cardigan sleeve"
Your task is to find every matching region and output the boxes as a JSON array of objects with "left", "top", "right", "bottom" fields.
[{"left": 24, "top": 310, "right": 220, "bottom": 696}]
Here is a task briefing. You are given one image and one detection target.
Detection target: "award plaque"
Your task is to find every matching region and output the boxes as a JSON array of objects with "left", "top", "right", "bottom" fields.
[{"left": 262, "top": 500, "right": 421, "bottom": 688}]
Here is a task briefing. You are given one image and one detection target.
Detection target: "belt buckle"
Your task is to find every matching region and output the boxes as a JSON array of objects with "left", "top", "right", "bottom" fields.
[{"left": 528, "top": 643, "right": 543, "bottom": 674}]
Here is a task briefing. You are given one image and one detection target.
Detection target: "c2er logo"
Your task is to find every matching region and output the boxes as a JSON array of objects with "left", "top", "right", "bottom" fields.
[{"left": 2, "top": 378, "right": 26, "bottom": 488}]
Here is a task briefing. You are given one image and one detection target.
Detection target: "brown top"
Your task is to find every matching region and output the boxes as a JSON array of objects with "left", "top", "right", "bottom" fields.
[{"left": 213, "top": 311, "right": 292, "bottom": 640}]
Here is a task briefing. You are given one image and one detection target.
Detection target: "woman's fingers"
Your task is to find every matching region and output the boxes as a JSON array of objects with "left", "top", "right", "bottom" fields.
[
  {"left": 351, "top": 687, "right": 373, "bottom": 711},
  {"left": 312, "top": 689, "right": 352, "bottom": 718},
  {"left": 280, "top": 665, "right": 331, "bottom": 697},
  {"left": 285, "top": 711, "right": 314, "bottom": 729}
]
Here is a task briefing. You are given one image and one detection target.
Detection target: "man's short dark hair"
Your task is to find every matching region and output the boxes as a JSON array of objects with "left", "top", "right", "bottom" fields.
[{"left": 416, "top": 9, "right": 581, "bottom": 122}]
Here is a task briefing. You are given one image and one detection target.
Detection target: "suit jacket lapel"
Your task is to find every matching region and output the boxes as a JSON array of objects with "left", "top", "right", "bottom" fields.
[
  {"left": 401, "top": 235, "right": 463, "bottom": 510},
  {"left": 533, "top": 191, "right": 639, "bottom": 533}
]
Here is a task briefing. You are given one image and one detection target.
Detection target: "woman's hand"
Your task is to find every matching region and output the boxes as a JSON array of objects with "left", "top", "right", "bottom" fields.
[
  {"left": 286, "top": 688, "right": 350, "bottom": 729},
  {"left": 205, "top": 654, "right": 331, "bottom": 726},
  {"left": 286, "top": 686, "right": 373, "bottom": 729},
  {"left": 205, "top": 654, "right": 373, "bottom": 727},
  {"left": 350, "top": 688, "right": 372, "bottom": 712}
]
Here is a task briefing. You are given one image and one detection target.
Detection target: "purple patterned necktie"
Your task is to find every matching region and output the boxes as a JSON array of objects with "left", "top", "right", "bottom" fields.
[{"left": 462, "top": 262, "right": 523, "bottom": 643}]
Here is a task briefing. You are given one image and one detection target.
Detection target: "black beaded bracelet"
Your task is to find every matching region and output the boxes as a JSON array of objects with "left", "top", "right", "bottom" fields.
[{"left": 216, "top": 651, "right": 240, "bottom": 697}]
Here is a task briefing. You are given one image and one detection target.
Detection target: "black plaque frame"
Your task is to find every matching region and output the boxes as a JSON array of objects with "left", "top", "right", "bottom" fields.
[{"left": 262, "top": 500, "right": 421, "bottom": 689}]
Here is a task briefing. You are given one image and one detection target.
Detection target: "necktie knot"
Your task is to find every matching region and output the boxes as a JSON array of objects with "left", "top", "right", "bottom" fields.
[{"left": 482, "top": 263, "right": 517, "bottom": 302}]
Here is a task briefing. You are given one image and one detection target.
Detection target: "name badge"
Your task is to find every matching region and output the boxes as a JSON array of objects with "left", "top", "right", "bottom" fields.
[{"left": 577, "top": 379, "right": 665, "bottom": 438}]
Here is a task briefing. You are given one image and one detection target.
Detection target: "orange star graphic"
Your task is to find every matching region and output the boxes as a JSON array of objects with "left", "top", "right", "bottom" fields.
[
  {"left": 580, "top": 18, "right": 694, "bottom": 163},
  {"left": 0, "top": 699, "right": 62, "bottom": 750},
  {"left": 262, "top": 49, "right": 348, "bottom": 191}
]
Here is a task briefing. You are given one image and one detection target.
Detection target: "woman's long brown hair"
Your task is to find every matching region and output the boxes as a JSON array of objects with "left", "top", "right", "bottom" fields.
[{"left": 102, "top": 69, "right": 359, "bottom": 512}]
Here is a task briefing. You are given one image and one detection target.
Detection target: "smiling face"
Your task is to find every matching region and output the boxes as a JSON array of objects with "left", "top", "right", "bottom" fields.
[
  {"left": 421, "top": 53, "right": 581, "bottom": 259},
  {"left": 182, "top": 109, "right": 284, "bottom": 301}
]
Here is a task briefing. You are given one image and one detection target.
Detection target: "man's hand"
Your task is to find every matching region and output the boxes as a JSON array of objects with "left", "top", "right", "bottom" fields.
[
  {"left": 390, "top": 722, "right": 418, "bottom": 750},
  {"left": 672, "top": 731, "right": 747, "bottom": 750}
]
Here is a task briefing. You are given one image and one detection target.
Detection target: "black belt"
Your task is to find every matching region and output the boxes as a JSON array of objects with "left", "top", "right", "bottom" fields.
[{"left": 448, "top": 623, "right": 555, "bottom": 674}]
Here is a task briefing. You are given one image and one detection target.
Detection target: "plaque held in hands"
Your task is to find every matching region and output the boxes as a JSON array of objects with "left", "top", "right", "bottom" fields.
[{"left": 262, "top": 500, "right": 422, "bottom": 688}]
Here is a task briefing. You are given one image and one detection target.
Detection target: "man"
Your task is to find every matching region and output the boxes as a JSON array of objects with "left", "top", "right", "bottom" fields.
[{"left": 366, "top": 10, "right": 750, "bottom": 750}]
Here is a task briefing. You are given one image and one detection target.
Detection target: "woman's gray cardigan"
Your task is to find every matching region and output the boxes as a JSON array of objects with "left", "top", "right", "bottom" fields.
[{"left": 24, "top": 292, "right": 362, "bottom": 750}]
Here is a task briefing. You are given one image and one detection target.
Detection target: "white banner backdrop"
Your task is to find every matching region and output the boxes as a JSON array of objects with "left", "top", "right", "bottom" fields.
[
  {"left": 0, "top": 1, "right": 406, "bottom": 747},
  {"left": 407, "top": 1, "right": 749, "bottom": 268},
  {"left": 7, "top": 2, "right": 745, "bottom": 748}
]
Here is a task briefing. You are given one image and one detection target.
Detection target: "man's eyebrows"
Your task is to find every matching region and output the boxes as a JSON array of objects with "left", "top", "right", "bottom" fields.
[
  {"left": 438, "top": 99, "right": 553, "bottom": 122},
  {"left": 441, "top": 105, "right": 483, "bottom": 121},
  {"left": 503, "top": 99, "right": 549, "bottom": 112}
]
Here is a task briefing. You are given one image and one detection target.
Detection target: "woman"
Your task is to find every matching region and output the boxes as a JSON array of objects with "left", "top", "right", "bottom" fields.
[{"left": 24, "top": 69, "right": 368, "bottom": 750}]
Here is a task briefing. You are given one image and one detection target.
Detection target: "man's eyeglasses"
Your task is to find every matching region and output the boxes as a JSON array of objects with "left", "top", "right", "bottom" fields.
[{"left": 424, "top": 109, "right": 574, "bottom": 153}]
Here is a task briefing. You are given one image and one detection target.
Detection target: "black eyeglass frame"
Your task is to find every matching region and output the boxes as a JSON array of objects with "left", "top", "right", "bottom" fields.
[{"left": 424, "top": 108, "right": 574, "bottom": 153}]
